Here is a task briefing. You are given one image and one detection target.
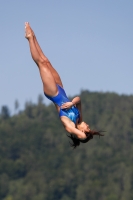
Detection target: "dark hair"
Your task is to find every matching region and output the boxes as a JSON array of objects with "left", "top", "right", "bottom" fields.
[{"left": 67, "top": 130, "right": 104, "bottom": 149}]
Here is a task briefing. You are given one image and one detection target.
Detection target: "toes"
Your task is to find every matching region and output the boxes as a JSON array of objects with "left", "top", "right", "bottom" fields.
[{"left": 25, "top": 22, "right": 29, "bottom": 28}]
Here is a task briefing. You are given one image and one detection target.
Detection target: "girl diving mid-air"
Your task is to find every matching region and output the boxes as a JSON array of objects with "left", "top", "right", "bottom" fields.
[{"left": 25, "top": 22, "right": 104, "bottom": 148}]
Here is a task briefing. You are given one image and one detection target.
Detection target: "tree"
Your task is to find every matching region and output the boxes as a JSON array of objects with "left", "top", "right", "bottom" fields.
[
  {"left": 37, "top": 94, "right": 44, "bottom": 105},
  {"left": 1, "top": 106, "right": 10, "bottom": 119},
  {"left": 14, "top": 100, "right": 19, "bottom": 114},
  {"left": 25, "top": 101, "right": 33, "bottom": 118}
]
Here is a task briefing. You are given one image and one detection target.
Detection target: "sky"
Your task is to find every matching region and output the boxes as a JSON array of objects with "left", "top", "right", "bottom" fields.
[{"left": 0, "top": 0, "right": 133, "bottom": 114}]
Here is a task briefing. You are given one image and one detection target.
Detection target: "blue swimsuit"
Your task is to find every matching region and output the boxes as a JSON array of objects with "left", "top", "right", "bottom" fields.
[{"left": 44, "top": 85, "right": 80, "bottom": 124}]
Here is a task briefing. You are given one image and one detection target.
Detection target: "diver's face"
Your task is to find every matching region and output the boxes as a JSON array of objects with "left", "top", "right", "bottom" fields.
[
  {"left": 78, "top": 122, "right": 90, "bottom": 132},
  {"left": 82, "top": 122, "right": 90, "bottom": 132}
]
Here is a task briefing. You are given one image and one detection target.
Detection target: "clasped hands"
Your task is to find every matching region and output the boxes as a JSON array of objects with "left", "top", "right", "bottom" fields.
[{"left": 61, "top": 102, "right": 73, "bottom": 109}]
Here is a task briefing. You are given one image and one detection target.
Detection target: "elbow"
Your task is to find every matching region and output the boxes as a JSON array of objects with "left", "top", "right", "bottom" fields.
[{"left": 77, "top": 96, "right": 81, "bottom": 102}]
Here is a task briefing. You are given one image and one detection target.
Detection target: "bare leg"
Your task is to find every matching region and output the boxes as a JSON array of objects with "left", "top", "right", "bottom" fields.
[
  {"left": 31, "top": 28, "right": 63, "bottom": 88},
  {"left": 25, "top": 22, "right": 58, "bottom": 97}
]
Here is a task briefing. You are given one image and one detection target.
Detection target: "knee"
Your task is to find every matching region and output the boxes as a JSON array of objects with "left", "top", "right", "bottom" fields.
[{"left": 38, "top": 59, "right": 49, "bottom": 69}]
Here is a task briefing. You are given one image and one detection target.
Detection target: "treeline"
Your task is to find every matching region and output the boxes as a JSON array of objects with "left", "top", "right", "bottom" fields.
[{"left": 0, "top": 90, "right": 133, "bottom": 200}]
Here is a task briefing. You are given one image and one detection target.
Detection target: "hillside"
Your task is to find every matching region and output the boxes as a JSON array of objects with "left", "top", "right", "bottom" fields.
[{"left": 0, "top": 90, "right": 133, "bottom": 200}]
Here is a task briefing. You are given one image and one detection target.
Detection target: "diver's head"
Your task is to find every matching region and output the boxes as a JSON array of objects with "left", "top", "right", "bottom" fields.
[
  {"left": 68, "top": 121, "right": 104, "bottom": 148},
  {"left": 77, "top": 121, "right": 90, "bottom": 133}
]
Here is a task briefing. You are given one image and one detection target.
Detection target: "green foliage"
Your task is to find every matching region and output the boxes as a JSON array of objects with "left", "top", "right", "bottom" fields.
[
  {"left": 0, "top": 91, "right": 133, "bottom": 199},
  {"left": 0, "top": 106, "right": 10, "bottom": 120}
]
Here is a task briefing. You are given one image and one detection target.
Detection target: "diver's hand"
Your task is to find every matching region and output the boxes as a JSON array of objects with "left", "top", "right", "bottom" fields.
[{"left": 61, "top": 102, "right": 73, "bottom": 109}]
